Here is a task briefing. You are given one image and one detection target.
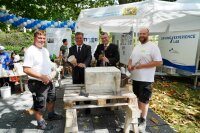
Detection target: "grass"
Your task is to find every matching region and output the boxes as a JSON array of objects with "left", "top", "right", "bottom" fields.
[{"left": 150, "top": 76, "right": 200, "bottom": 133}]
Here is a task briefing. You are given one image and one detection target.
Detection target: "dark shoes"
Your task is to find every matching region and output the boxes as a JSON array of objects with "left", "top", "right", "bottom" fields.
[
  {"left": 37, "top": 113, "right": 63, "bottom": 130},
  {"left": 37, "top": 120, "right": 47, "bottom": 130},
  {"left": 48, "top": 112, "right": 63, "bottom": 121},
  {"left": 138, "top": 117, "right": 146, "bottom": 133},
  {"left": 37, "top": 120, "right": 53, "bottom": 130}
]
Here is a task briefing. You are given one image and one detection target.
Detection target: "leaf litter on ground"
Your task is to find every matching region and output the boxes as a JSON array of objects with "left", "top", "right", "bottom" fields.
[{"left": 150, "top": 76, "right": 200, "bottom": 133}]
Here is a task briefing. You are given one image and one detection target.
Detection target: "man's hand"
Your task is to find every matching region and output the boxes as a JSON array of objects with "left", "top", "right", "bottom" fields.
[
  {"left": 128, "top": 65, "right": 140, "bottom": 71},
  {"left": 40, "top": 75, "right": 50, "bottom": 85},
  {"left": 102, "top": 56, "right": 109, "bottom": 63},
  {"left": 72, "top": 62, "right": 77, "bottom": 67},
  {"left": 99, "top": 54, "right": 104, "bottom": 60},
  {"left": 78, "top": 63, "right": 86, "bottom": 68},
  {"left": 128, "top": 65, "right": 133, "bottom": 71}
]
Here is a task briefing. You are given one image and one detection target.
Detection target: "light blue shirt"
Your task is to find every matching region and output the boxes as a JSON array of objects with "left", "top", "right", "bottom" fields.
[{"left": 0, "top": 52, "right": 10, "bottom": 70}]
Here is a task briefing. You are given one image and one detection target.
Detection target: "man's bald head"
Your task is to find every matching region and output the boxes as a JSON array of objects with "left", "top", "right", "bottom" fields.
[
  {"left": 139, "top": 27, "right": 149, "bottom": 44},
  {"left": 139, "top": 27, "right": 149, "bottom": 34}
]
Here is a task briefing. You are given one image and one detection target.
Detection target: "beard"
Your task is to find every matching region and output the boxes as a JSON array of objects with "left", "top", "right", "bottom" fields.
[{"left": 139, "top": 36, "right": 148, "bottom": 44}]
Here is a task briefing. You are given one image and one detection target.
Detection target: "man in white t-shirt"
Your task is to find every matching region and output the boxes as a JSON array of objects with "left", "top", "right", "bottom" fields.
[
  {"left": 23, "top": 30, "right": 63, "bottom": 130},
  {"left": 128, "top": 28, "right": 162, "bottom": 133}
]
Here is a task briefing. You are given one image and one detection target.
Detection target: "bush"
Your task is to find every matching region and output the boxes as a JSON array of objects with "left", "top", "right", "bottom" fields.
[{"left": 0, "top": 30, "right": 33, "bottom": 53}]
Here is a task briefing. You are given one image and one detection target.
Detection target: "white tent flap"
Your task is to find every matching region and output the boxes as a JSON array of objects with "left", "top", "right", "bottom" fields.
[{"left": 76, "top": 0, "right": 200, "bottom": 33}]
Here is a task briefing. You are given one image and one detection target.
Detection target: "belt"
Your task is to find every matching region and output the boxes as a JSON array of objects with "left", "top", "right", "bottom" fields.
[
  {"left": 28, "top": 79, "right": 52, "bottom": 85},
  {"left": 28, "top": 79, "right": 43, "bottom": 83}
]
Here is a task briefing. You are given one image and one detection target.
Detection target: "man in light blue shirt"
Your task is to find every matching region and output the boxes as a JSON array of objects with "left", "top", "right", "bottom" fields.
[
  {"left": 0, "top": 45, "right": 10, "bottom": 70},
  {"left": 0, "top": 45, "right": 10, "bottom": 87}
]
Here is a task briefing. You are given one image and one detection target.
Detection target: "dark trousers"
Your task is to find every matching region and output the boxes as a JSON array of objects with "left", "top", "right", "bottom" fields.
[{"left": 72, "top": 67, "right": 85, "bottom": 84}]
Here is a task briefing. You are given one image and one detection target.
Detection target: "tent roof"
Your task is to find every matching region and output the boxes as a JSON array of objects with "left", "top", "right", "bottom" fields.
[
  {"left": 177, "top": 0, "right": 200, "bottom": 3},
  {"left": 76, "top": 0, "right": 200, "bottom": 33}
]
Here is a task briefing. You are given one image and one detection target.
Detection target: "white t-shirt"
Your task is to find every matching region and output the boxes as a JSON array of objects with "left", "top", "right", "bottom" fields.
[
  {"left": 14, "top": 55, "right": 20, "bottom": 62},
  {"left": 129, "top": 42, "right": 162, "bottom": 82},
  {"left": 23, "top": 45, "right": 52, "bottom": 80}
]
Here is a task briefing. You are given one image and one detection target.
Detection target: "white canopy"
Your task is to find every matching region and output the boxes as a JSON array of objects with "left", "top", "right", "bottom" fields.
[{"left": 76, "top": 0, "right": 200, "bottom": 33}]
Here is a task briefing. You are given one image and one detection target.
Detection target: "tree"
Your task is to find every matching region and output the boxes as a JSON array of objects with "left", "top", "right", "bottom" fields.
[{"left": 0, "top": 0, "right": 113, "bottom": 21}]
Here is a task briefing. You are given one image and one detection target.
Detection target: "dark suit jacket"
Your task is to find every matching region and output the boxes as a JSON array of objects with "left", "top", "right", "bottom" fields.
[
  {"left": 94, "top": 43, "right": 119, "bottom": 66},
  {"left": 68, "top": 44, "right": 92, "bottom": 84}
]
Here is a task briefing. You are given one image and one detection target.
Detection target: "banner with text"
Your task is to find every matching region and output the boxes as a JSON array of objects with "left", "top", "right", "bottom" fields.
[
  {"left": 83, "top": 31, "right": 99, "bottom": 55},
  {"left": 46, "top": 28, "right": 72, "bottom": 57},
  {"left": 159, "top": 31, "right": 199, "bottom": 73},
  {"left": 120, "top": 32, "right": 133, "bottom": 65}
]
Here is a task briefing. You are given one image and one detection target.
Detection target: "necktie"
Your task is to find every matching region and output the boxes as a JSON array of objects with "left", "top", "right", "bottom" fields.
[
  {"left": 104, "top": 45, "right": 107, "bottom": 50},
  {"left": 78, "top": 46, "right": 81, "bottom": 54}
]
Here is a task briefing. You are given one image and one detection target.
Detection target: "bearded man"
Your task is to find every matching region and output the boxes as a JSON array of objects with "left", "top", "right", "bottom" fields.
[{"left": 128, "top": 27, "right": 162, "bottom": 133}]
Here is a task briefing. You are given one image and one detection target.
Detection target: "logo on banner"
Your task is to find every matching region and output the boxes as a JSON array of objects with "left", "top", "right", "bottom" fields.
[
  {"left": 84, "top": 38, "right": 98, "bottom": 43},
  {"left": 122, "top": 7, "right": 137, "bottom": 16},
  {"left": 161, "top": 34, "right": 196, "bottom": 44},
  {"left": 161, "top": 34, "right": 196, "bottom": 43},
  {"left": 169, "top": 48, "right": 179, "bottom": 54}
]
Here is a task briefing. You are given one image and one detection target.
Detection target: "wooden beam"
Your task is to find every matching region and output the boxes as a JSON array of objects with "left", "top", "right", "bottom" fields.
[
  {"left": 65, "top": 109, "right": 78, "bottom": 133},
  {"left": 64, "top": 103, "right": 137, "bottom": 109}
]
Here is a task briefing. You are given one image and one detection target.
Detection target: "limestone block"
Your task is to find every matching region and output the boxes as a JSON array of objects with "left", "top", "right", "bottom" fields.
[{"left": 85, "top": 67, "right": 121, "bottom": 95}]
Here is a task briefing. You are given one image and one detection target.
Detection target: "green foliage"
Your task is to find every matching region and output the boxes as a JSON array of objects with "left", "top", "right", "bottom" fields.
[
  {"left": 71, "top": 33, "right": 75, "bottom": 46},
  {"left": 0, "top": 22, "right": 8, "bottom": 32},
  {"left": 0, "top": 0, "right": 114, "bottom": 22},
  {"left": 0, "top": 31, "right": 33, "bottom": 53}
]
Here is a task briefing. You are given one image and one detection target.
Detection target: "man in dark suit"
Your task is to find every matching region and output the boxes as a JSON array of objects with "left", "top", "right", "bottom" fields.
[
  {"left": 68, "top": 32, "right": 92, "bottom": 84},
  {"left": 94, "top": 32, "right": 119, "bottom": 67}
]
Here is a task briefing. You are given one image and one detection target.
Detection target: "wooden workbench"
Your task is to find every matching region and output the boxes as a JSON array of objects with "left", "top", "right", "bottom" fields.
[{"left": 63, "top": 84, "right": 140, "bottom": 133}]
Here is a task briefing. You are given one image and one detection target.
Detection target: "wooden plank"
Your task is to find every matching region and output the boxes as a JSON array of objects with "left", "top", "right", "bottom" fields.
[
  {"left": 64, "top": 102, "right": 75, "bottom": 109},
  {"left": 128, "top": 98, "right": 137, "bottom": 104},
  {"left": 127, "top": 105, "right": 141, "bottom": 119},
  {"left": 63, "top": 84, "right": 84, "bottom": 87},
  {"left": 64, "top": 87, "right": 131, "bottom": 92},
  {"left": 63, "top": 91, "right": 136, "bottom": 102},
  {"left": 64, "top": 103, "right": 137, "bottom": 109},
  {"left": 64, "top": 93, "right": 80, "bottom": 97},
  {"left": 124, "top": 107, "right": 132, "bottom": 133},
  {"left": 133, "top": 123, "right": 139, "bottom": 133},
  {"left": 64, "top": 87, "right": 133, "bottom": 95},
  {"left": 97, "top": 99, "right": 106, "bottom": 106},
  {"left": 124, "top": 105, "right": 140, "bottom": 133},
  {"left": 63, "top": 87, "right": 81, "bottom": 91},
  {"left": 65, "top": 109, "right": 78, "bottom": 133}
]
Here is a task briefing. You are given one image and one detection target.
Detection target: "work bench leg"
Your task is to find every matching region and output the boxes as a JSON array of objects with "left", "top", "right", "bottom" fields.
[
  {"left": 124, "top": 105, "right": 140, "bottom": 133},
  {"left": 19, "top": 76, "right": 24, "bottom": 92},
  {"left": 65, "top": 109, "right": 78, "bottom": 133}
]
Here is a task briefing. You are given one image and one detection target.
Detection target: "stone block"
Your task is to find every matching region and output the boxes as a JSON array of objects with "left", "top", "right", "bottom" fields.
[{"left": 85, "top": 67, "right": 121, "bottom": 95}]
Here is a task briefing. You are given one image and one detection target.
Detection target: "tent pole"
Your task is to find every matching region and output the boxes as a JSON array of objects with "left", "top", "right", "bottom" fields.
[
  {"left": 135, "top": 19, "right": 139, "bottom": 46},
  {"left": 132, "top": 26, "right": 135, "bottom": 46},
  {"left": 193, "top": 36, "right": 200, "bottom": 89},
  {"left": 194, "top": 54, "right": 198, "bottom": 89}
]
